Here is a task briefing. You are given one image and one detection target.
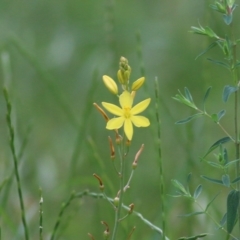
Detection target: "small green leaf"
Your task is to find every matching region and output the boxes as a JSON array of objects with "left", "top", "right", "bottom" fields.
[
  {"left": 175, "top": 113, "right": 204, "bottom": 124},
  {"left": 193, "top": 185, "right": 202, "bottom": 199},
  {"left": 173, "top": 89, "right": 197, "bottom": 109},
  {"left": 179, "top": 211, "right": 205, "bottom": 218},
  {"left": 223, "top": 85, "right": 238, "bottom": 103},
  {"left": 211, "top": 113, "right": 218, "bottom": 123},
  {"left": 222, "top": 174, "right": 230, "bottom": 187},
  {"left": 205, "top": 192, "right": 220, "bottom": 211},
  {"left": 225, "top": 158, "right": 240, "bottom": 167},
  {"left": 219, "top": 213, "right": 227, "bottom": 228},
  {"left": 178, "top": 233, "right": 208, "bottom": 240},
  {"left": 207, "top": 58, "right": 230, "bottom": 69},
  {"left": 231, "top": 176, "right": 240, "bottom": 184},
  {"left": 0, "top": 178, "right": 8, "bottom": 193},
  {"left": 187, "top": 172, "right": 192, "bottom": 183},
  {"left": 203, "top": 86, "right": 212, "bottom": 111},
  {"left": 171, "top": 179, "right": 189, "bottom": 196},
  {"left": 201, "top": 175, "right": 223, "bottom": 185},
  {"left": 207, "top": 161, "right": 223, "bottom": 169},
  {"left": 205, "top": 26, "right": 218, "bottom": 38},
  {"left": 195, "top": 42, "right": 217, "bottom": 60},
  {"left": 202, "top": 137, "right": 231, "bottom": 159},
  {"left": 210, "top": 2, "right": 226, "bottom": 13},
  {"left": 184, "top": 87, "right": 194, "bottom": 102},
  {"left": 222, "top": 147, "right": 228, "bottom": 165},
  {"left": 223, "top": 14, "right": 233, "bottom": 25},
  {"left": 217, "top": 109, "right": 226, "bottom": 122},
  {"left": 227, "top": 190, "right": 240, "bottom": 233},
  {"left": 190, "top": 26, "right": 206, "bottom": 36}
]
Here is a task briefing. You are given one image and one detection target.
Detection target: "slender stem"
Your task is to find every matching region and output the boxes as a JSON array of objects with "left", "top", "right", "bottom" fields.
[
  {"left": 3, "top": 88, "right": 29, "bottom": 240},
  {"left": 154, "top": 78, "right": 166, "bottom": 239},
  {"left": 50, "top": 191, "right": 76, "bottom": 240},
  {"left": 111, "top": 139, "right": 126, "bottom": 240},
  {"left": 123, "top": 170, "right": 134, "bottom": 192},
  {"left": 39, "top": 189, "right": 43, "bottom": 240},
  {"left": 229, "top": 19, "right": 240, "bottom": 233}
]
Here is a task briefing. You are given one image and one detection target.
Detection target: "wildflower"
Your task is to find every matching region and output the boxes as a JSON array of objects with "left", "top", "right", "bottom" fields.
[{"left": 102, "top": 91, "right": 151, "bottom": 140}]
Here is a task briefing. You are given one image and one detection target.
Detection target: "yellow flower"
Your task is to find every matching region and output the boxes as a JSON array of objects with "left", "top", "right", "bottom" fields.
[{"left": 102, "top": 91, "right": 151, "bottom": 140}]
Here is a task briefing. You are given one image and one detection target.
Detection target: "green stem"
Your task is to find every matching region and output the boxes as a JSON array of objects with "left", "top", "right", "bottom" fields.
[
  {"left": 229, "top": 20, "right": 240, "bottom": 233},
  {"left": 39, "top": 189, "right": 43, "bottom": 240},
  {"left": 154, "top": 78, "right": 166, "bottom": 240},
  {"left": 111, "top": 140, "right": 126, "bottom": 240},
  {"left": 50, "top": 191, "right": 76, "bottom": 240},
  {"left": 3, "top": 88, "right": 29, "bottom": 240}
]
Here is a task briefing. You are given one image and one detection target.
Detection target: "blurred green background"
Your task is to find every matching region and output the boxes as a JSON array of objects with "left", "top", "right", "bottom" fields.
[{"left": 0, "top": 0, "right": 240, "bottom": 239}]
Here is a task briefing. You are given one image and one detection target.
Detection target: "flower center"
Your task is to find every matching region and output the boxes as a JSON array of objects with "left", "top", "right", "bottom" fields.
[{"left": 123, "top": 107, "right": 131, "bottom": 119}]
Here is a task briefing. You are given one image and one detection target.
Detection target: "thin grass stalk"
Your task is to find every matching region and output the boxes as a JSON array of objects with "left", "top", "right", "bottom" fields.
[
  {"left": 69, "top": 69, "right": 99, "bottom": 178},
  {"left": 154, "top": 78, "right": 166, "bottom": 239},
  {"left": 50, "top": 191, "right": 76, "bottom": 240},
  {"left": 39, "top": 189, "right": 43, "bottom": 240},
  {"left": 135, "top": 31, "right": 145, "bottom": 78},
  {"left": 3, "top": 88, "right": 29, "bottom": 240},
  {"left": 229, "top": 20, "right": 240, "bottom": 233}
]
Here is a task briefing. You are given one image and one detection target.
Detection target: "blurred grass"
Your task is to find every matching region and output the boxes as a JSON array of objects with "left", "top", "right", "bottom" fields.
[{"left": 0, "top": 0, "right": 240, "bottom": 239}]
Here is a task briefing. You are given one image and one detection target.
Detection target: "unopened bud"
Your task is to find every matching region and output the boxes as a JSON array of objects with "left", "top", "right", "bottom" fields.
[
  {"left": 88, "top": 233, "right": 95, "bottom": 240},
  {"left": 128, "top": 203, "right": 134, "bottom": 214},
  {"left": 108, "top": 136, "right": 115, "bottom": 160},
  {"left": 126, "top": 139, "right": 131, "bottom": 146},
  {"left": 132, "top": 144, "right": 144, "bottom": 167},
  {"left": 116, "top": 133, "right": 122, "bottom": 144},
  {"left": 132, "top": 162, "right": 138, "bottom": 169},
  {"left": 93, "top": 173, "right": 104, "bottom": 191},
  {"left": 113, "top": 197, "right": 119, "bottom": 207},
  {"left": 117, "top": 69, "right": 125, "bottom": 85},
  {"left": 102, "top": 75, "right": 118, "bottom": 95},
  {"left": 93, "top": 103, "right": 109, "bottom": 122},
  {"left": 131, "top": 77, "right": 145, "bottom": 91},
  {"left": 101, "top": 221, "right": 110, "bottom": 239}
]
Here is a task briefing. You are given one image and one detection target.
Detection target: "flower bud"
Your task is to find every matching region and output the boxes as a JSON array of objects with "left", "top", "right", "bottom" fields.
[
  {"left": 131, "top": 77, "right": 145, "bottom": 91},
  {"left": 113, "top": 197, "right": 119, "bottom": 207},
  {"left": 117, "top": 69, "right": 125, "bottom": 85},
  {"left": 102, "top": 75, "right": 118, "bottom": 95},
  {"left": 117, "top": 56, "right": 131, "bottom": 85}
]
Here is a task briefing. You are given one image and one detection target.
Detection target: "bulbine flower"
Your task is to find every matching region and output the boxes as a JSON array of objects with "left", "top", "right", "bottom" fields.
[{"left": 102, "top": 91, "right": 151, "bottom": 140}]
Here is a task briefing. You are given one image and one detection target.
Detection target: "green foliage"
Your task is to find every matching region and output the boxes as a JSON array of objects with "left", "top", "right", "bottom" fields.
[
  {"left": 227, "top": 190, "right": 240, "bottom": 234},
  {"left": 223, "top": 85, "right": 239, "bottom": 102},
  {"left": 178, "top": 233, "right": 208, "bottom": 240}
]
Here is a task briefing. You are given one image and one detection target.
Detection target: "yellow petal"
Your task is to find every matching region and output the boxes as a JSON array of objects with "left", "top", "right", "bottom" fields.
[
  {"left": 124, "top": 118, "right": 133, "bottom": 140},
  {"left": 102, "top": 102, "right": 123, "bottom": 116},
  {"left": 119, "top": 91, "right": 133, "bottom": 108},
  {"left": 131, "top": 77, "right": 145, "bottom": 91},
  {"left": 131, "top": 116, "right": 150, "bottom": 127},
  {"left": 102, "top": 75, "right": 118, "bottom": 95},
  {"left": 106, "top": 117, "right": 125, "bottom": 129},
  {"left": 131, "top": 98, "right": 151, "bottom": 115}
]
